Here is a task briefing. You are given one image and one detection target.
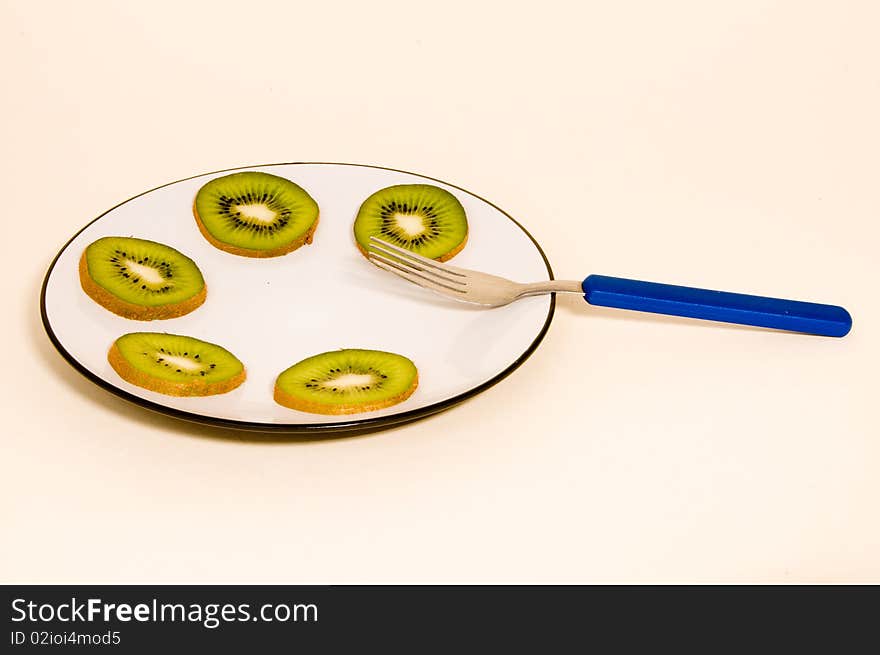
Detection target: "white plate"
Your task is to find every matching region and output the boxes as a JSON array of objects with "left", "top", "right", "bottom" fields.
[{"left": 41, "top": 163, "right": 555, "bottom": 433}]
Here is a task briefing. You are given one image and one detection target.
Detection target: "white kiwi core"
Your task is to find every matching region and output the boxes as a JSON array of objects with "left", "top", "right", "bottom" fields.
[
  {"left": 236, "top": 203, "right": 277, "bottom": 224},
  {"left": 394, "top": 213, "right": 426, "bottom": 237},
  {"left": 323, "top": 373, "right": 376, "bottom": 389},
  {"left": 161, "top": 354, "right": 203, "bottom": 372},
  {"left": 125, "top": 260, "right": 165, "bottom": 286}
]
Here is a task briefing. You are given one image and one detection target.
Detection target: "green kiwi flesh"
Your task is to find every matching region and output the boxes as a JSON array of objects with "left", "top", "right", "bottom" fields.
[
  {"left": 83, "top": 236, "right": 205, "bottom": 308},
  {"left": 194, "top": 171, "right": 319, "bottom": 256},
  {"left": 274, "top": 349, "right": 418, "bottom": 414},
  {"left": 353, "top": 184, "right": 468, "bottom": 261},
  {"left": 109, "top": 333, "right": 245, "bottom": 396}
]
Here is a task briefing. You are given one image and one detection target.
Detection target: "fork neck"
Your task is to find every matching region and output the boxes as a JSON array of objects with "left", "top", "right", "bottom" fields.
[{"left": 517, "top": 280, "right": 583, "bottom": 297}]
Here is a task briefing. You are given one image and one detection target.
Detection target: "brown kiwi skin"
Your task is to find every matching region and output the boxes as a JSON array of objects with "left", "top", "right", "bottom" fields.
[
  {"left": 273, "top": 372, "right": 418, "bottom": 415},
  {"left": 107, "top": 341, "right": 246, "bottom": 397},
  {"left": 355, "top": 230, "right": 468, "bottom": 263},
  {"left": 79, "top": 251, "right": 207, "bottom": 320},
  {"left": 193, "top": 199, "right": 320, "bottom": 258}
]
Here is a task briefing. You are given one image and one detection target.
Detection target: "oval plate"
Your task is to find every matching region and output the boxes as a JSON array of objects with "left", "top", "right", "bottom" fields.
[{"left": 41, "top": 163, "right": 555, "bottom": 434}]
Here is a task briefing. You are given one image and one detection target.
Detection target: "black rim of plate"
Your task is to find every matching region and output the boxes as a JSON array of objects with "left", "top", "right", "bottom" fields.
[{"left": 40, "top": 162, "right": 556, "bottom": 434}]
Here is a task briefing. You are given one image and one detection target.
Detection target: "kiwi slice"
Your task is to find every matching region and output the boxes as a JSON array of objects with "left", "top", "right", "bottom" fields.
[
  {"left": 274, "top": 349, "right": 418, "bottom": 415},
  {"left": 80, "top": 237, "right": 206, "bottom": 320},
  {"left": 194, "top": 171, "right": 320, "bottom": 257},
  {"left": 353, "top": 184, "right": 468, "bottom": 262},
  {"left": 108, "top": 333, "right": 246, "bottom": 397}
]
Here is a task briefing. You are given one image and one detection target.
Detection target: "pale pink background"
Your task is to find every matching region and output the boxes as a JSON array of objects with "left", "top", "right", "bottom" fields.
[{"left": 2, "top": 0, "right": 877, "bottom": 582}]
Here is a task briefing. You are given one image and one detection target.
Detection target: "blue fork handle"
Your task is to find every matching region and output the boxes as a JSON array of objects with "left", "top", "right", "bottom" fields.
[{"left": 582, "top": 275, "right": 852, "bottom": 337}]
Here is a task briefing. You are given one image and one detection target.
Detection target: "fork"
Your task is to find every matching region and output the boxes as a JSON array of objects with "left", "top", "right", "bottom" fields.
[{"left": 366, "top": 236, "right": 852, "bottom": 337}]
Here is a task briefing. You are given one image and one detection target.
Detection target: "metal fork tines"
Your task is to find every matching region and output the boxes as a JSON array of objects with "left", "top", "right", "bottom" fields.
[{"left": 366, "top": 236, "right": 582, "bottom": 307}]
